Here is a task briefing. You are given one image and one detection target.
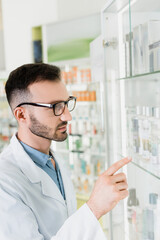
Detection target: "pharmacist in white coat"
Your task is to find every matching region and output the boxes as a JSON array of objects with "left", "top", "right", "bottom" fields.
[{"left": 0, "top": 63, "right": 131, "bottom": 240}]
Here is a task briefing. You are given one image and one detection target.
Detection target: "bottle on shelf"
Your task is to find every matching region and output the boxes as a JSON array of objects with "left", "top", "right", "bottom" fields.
[
  {"left": 154, "top": 196, "right": 160, "bottom": 240},
  {"left": 142, "top": 106, "right": 151, "bottom": 163},
  {"left": 83, "top": 178, "right": 89, "bottom": 193},
  {"left": 152, "top": 108, "right": 160, "bottom": 170},
  {"left": 149, "top": 107, "right": 160, "bottom": 166},
  {"left": 97, "top": 159, "right": 101, "bottom": 176},
  {"left": 131, "top": 106, "right": 152, "bottom": 165},
  {"left": 126, "top": 106, "right": 136, "bottom": 156},
  {"left": 80, "top": 154, "right": 86, "bottom": 174},
  {"left": 127, "top": 188, "right": 140, "bottom": 240},
  {"left": 136, "top": 106, "right": 144, "bottom": 157},
  {"left": 142, "top": 193, "right": 158, "bottom": 240},
  {"left": 131, "top": 106, "right": 141, "bottom": 159},
  {"left": 128, "top": 105, "right": 160, "bottom": 175},
  {"left": 77, "top": 176, "right": 82, "bottom": 192}
]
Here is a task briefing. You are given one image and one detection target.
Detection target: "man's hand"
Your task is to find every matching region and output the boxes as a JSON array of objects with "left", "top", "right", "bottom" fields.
[{"left": 87, "top": 157, "right": 131, "bottom": 219}]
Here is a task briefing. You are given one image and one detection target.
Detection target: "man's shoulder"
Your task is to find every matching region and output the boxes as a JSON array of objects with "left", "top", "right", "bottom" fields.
[
  {"left": 0, "top": 142, "right": 26, "bottom": 189},
  {"left": 0, "top": 143, "right": 12, "bottom": 160},
  {"left": 0, "top": 142, "right": 17, "bottom": 172},
  {"left": 0, "top": 134, "right": 19, "bottom": 165}
]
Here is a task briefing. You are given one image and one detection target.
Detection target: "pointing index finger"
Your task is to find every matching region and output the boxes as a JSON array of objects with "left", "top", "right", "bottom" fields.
[{"left": 105, "top": 157, "right": 132, "bottom": 176}]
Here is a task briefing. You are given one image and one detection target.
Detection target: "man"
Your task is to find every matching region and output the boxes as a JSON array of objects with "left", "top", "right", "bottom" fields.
[{"left": 0, "top": 63, "right": 131, "bottom": 240}]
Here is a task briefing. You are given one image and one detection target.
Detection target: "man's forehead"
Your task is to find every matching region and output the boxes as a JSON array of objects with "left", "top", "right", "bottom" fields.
[{"left": 28, "top": 80, "right": 69, "bottom": 101}]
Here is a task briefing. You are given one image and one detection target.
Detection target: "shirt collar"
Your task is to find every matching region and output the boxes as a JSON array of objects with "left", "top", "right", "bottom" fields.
[
  {"left": 48, "top": 153, "right": 60, "bottom": 171},
  {"left": 19, "top": 141, "right": 50, "bottom": 167}
]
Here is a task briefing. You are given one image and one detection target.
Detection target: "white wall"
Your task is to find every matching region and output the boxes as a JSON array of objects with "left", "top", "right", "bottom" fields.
[
  {"left": 1, "top": 0, "right": 58, "bottom": 71},
  {"left": 0, "top": 0, "right": 2, "bottom": 30},
  {"left": 57, "top": 0, "right": 107, "bottom": 21}
]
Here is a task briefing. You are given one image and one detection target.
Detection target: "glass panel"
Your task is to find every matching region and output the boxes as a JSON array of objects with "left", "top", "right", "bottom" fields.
[
  {"left": 102, "top": 1, "right": 160, "bottom": 240},
  {"left": 120, "top": 72, "right": 160, "bottom": 239},
  {"left": 121, "top": 2, "right": 160, "bottom": 239},
  {"left": 116, "top": 78, "right": 160, "bottom": 239},
  {"left": 102, "top": 1, "right": 130, "bottom": 239}
]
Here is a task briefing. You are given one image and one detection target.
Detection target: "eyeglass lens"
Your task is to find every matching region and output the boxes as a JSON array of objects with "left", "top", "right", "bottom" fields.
[
  {"left": 54, "top": 98, "right": 76, "bottom": 116},
  {"left": 67, "top": 98, "right": 76, "bottom": 111}
]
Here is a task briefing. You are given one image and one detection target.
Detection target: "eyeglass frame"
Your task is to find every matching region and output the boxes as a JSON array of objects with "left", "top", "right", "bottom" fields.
[{"left": 15, "top": 96, "right": 77, "bottom": 116}]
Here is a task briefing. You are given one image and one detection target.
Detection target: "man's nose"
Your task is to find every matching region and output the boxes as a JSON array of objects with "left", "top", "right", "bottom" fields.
[{"left": 60, "top": 105, "right": 72, "bottom": 122}]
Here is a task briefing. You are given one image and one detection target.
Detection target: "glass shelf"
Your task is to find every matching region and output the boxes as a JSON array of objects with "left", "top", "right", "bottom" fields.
[
  {"left": 71, "top": 150, "right": 84, "bottom": 153},
  {"left": 117, "top": 152, "right": 160, "bottom": 180},
  {"left": 118, "top": 70, "right": 160, "bottom": 81},
  {"left": 56, "top": 148, "right": 106, "bottom": 157},
  {"left": 131, "top": 160, "right": 160, "bottom": 180},
  {"left": 69, "top": 133, "right": 82, "bottom": 137}
]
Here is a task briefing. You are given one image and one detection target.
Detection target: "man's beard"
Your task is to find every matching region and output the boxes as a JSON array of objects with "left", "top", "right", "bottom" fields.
[{"left": 28, "top": 114, "right": 68, "bottom": 142}]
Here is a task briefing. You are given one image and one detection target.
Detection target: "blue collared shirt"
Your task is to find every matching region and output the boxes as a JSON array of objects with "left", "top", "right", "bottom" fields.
[{"left": 20, "top": 141, "right": 65, "bottom": 200}]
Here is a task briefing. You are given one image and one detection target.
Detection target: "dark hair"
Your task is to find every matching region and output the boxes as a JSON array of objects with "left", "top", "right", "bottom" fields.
[{"left": 5, "top": 63, "right": 61, "bottom": 109}]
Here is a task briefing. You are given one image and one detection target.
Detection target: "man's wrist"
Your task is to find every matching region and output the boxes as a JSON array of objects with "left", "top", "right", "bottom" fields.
[{"left": 86, "top": 200, "right": 101, "bottom": 220}]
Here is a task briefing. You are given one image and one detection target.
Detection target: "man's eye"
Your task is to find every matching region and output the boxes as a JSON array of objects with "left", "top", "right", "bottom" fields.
[{"left": 55, "top": 103, "right": 64, "bottom": 110}]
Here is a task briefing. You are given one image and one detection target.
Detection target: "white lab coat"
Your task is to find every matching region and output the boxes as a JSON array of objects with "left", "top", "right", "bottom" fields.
[{"left": 0, "top": 134, "right": 106, "bottom": 240}]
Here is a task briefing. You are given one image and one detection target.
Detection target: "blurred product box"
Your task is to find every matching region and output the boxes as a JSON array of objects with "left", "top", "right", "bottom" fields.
[
  {"left": 149, "top": 40, "right": 160, "bottom": 72},
  {"left": 133, "top": 25, "right": 143, "bottom": 75},
  {"left": 61, "top": 67, "right": 91, "bottom": 84},
  {"left": 143, "top": 20, "right": 160, "bottom": 72},
  {"left": 72, "top": 91, "right": 96, "bottom": 101},
  {"left": 125, "top": 33, "right": 132, "bottom": 77},
  {"left": 132, "top": 20, "right": 160, "bottom": 75}
]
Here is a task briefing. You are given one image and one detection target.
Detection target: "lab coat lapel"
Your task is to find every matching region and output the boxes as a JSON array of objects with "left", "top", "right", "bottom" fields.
[
  {"left": 38, "top": 169, "right": 66, "bottom": 206},
  {"left": 52, "top": 151, "right": 77, "bottom": 216},
  {"left": 10, "top": 135, "right": 66, "bottom": 207}
]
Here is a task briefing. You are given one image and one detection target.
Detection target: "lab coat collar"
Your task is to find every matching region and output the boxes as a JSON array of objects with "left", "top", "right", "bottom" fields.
[{"left": 10, "top": 134, "right": 67, "bottom": 207}]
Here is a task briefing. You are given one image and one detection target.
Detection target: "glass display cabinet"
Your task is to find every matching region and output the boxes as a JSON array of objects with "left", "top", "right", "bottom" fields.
[{"left": 101, "top": 0, "right": 160, "bottom": 239}]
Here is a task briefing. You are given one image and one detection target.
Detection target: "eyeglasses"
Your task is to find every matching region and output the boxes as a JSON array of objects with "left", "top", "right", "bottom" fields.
[{"left": 16, "top": 96, "right": 77, "bottom": 116}]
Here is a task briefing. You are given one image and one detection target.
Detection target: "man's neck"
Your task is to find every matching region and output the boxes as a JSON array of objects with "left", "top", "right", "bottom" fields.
[{"left": 17, "top": 129, "right": 51, "bottom": 155}]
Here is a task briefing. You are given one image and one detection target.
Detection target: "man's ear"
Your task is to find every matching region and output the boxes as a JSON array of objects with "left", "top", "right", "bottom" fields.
[{"left": 14, "top": 107, "right": 27, "bottom": 123}]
